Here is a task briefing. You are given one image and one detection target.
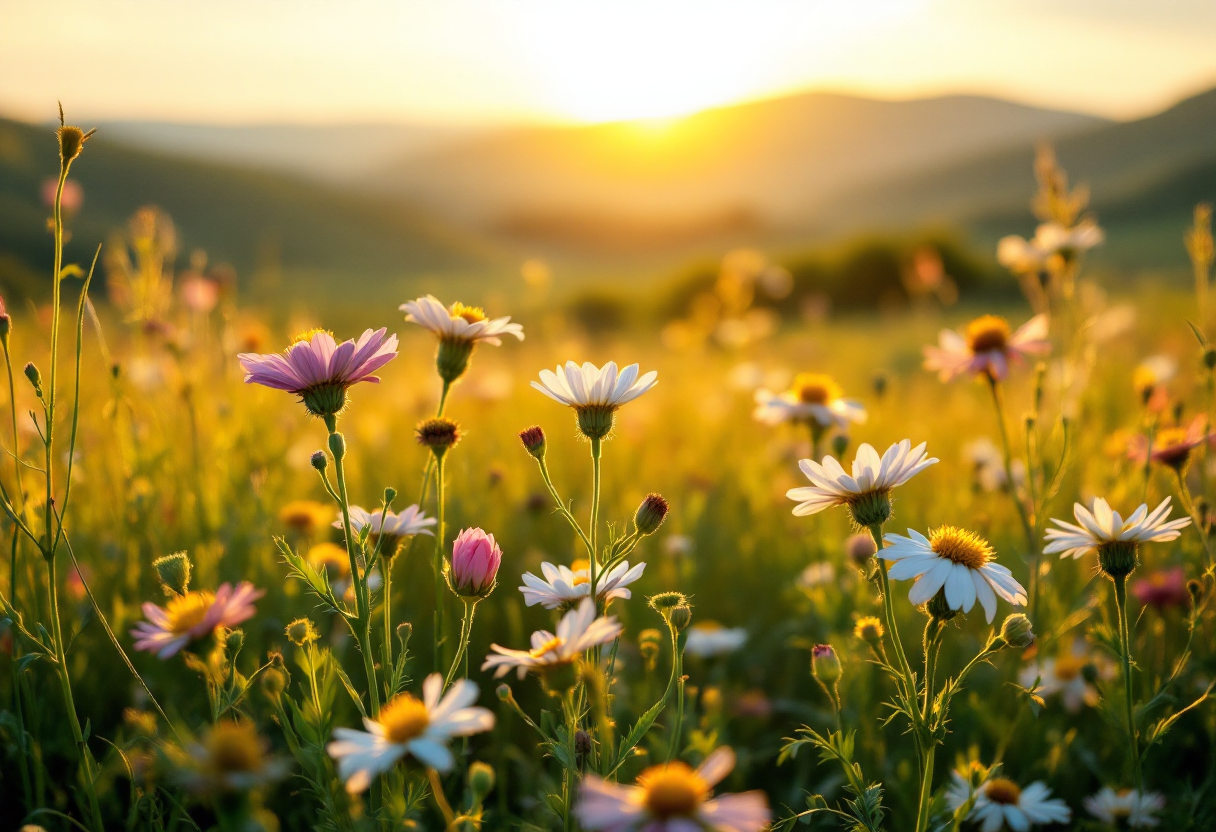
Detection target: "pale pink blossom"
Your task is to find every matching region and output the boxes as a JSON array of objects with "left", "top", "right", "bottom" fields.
[
  {"left": 132, "top": 582, "right": 263, "bottom": 659},
  {"left": 924, "top": 314, "right": 1050, "bottom": 382}
]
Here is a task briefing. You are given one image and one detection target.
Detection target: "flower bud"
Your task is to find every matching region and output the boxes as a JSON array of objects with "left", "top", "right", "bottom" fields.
[
  {"left": 416, "top": 417, "right": 460, "bottom": 455},
  {"left": 23, "top": 362, "right": 42, "bottom": 398},
  {"left": 449, "top": 527, "right": 502, "bottom": 598},
  {"left": 998, "top": 613, "right": 1035, "bottom": 648},
  {"left": 467, "top": 761, "right": 495, "bottom": 803},
  {"left": 519, "top": 425, "right": 546, "bottom": 459},
  {"left": 383, "top": 486, "right": 398, "bottom": 504},
  {"left": 396, "top": 622, "right": 413, "bottom": 650},
  {"left": 285, "top": 617, "right": 319, "bottom": 647},
  {"left": 327, "top": 431, "right": 346, "bottom": 461},
  {"left": 668, "top": 604, "right": 693, "bottom": 632},
  {"left": 1188, "top": 578, "right": 1205, "bottom": 606},
  {"left": 634, "top": 493, "right": 669, "bottom": 535},
  {"left": 638, "top": 628, "right": 663, "bottom": 670},
  {"left": 811, "top": 644, "right": 842, "bottom": 685},
  {"left": 261, "top": 667, "right": 286, "bottom": 700},
  {"left": 853, "top": 615, "right": 884, "bottom": 644},
  {"left": 152, "top": 552, "right": 192, "bottom": 596},
  {"left": 845, "top": 532, "right": 877, "bottom": 565},
  {"left": 309, "top": 450, "right": 327, "bottom": 471},
  {"left": 926, "top": 587, "right": 959, "bottom": 622},
  {"left": 1205, "top": 347, "right": 1216, "bottom": 371},
  {"left": 574, "top": 730, "right": 592, "bottom": 765},
  {"left": 496, "top": 683, "right": 512, "bottom": 701},
  {"left": 57, "top": 118, "right": 92, "bottom": 166},
  {"left": 648, "top": 591, "right": 687, "bottom": 612},
  {"left": 831, "top": 434, "right": 850, "bottom": 459},
  {"left": 0, "top": 302, "right": 10, "bottom": 344}
]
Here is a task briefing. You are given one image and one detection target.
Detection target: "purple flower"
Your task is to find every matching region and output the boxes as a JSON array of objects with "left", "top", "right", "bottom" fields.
[
  {"left": 450, "top": 528, "right": 502, "bottom": 598},
  {"left": 238, "top": 328, "right": 398, "bottom": 416}
]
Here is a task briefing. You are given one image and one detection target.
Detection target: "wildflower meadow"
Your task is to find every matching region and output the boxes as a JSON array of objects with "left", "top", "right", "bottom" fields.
[{"left": 3, "top": 109, "right": 1216, "bottom": 832}]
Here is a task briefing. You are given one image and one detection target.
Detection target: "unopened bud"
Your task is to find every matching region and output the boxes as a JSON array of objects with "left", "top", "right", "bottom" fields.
[
  {"left": 638, "top": 628, "right": 663, "bottom": 668},
  {"left": 648, "top": 591, "right": 687, "bottom": 612},
  {"left": 811, "top": 644, "right": 842, "bottom": 685},
  {"left": 261, "top": 667, "right": 286, "bottom": 699},
  {"left": 468, "top": 761, "right": 495, "bottom": 802},
  {"left": 57, "top": 117, "right": 92, "bottom": 166},
  {"left": 397, "top": 622, "right": 413, "bottom": 650},
  {"left": 998, "top": 613, "right": 1035, "bottom": 649},
  {"left": 383, "top": 486, "right": 398, "bottom": 505},
  {"left": 309, "top": 450, "right": 327, "bottom": 471},
  {"left": 574, "top": 730, "right": 592, "bottom": 764},
  {"left": 152, "top": 552, "right": 192, "bottom": 596},
  {"left": 668, "top": 604, "right": 693, "bottom": 632},
  {"left": 23, "top": 362, "right": 42, "bottom": 397},
  {"left": 327, "top": 431, "right": 346, "bottom": 460},
  {"left": 853, "top": 615, "right": 884, "bottom": 643},
  {"left": 634, "top": 493, "right": 669, "bottom": 535},
  {"left": 519, "top": 425, "right": 546, "bottom": 459},
  {"left": 845, "top": 532, "right": 877, "bottom": 565},
  {"left": 1188, "top": 578, "right": 1204, "bottom": 605},
  {"left": 1205, "top": 347, "right": 1216, "bottom": 370},
  {"left": 496, "top": 684, "right": 512, "bottom": 701},
  {"left": 830, "top": 434, "right": 849, "bottom": 459}
]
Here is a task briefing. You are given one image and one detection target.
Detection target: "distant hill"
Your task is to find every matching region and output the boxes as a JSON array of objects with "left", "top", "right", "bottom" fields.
[
  {"left": 0, "top": 117, "right": 501, "bottom": 303},
  {"left": 828, "top": 87, "right": 1216, "bottom": 267},
  {"left": 364, "top": 92, "right": 1105, "bottom": 248}
]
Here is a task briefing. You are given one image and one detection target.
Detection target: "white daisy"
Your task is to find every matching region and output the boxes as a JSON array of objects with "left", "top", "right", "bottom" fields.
[
  {"left": 786, "top": 440, "right": 938, "bottom": 525},
  {"left": 753, "top": 373, "right": 867, "bottom": 429},
  {"left": 576, "top": 746, "right": 770, "bottom": 832},
  {"left": 796, "top": 561, "right": 836, "bottom": 591},
  {"left": 683, "top": 622, "right": 748, "bottom": 658},
  {"left": 335, "top": 504, "right": 436, "bottom": 538},
  {"left": 879, "top": 526, "right": 1027, "bottom": 623},
  {"left": 326, "top": 673, "right": 494, "bottom": 793},
  {"left": 1018, "top": 639, "right": 1112, "bottom": 713},
  {"left": 1034, "top": 219, "right": 1104, "bottom": 258},
  {"left": 532, "top": 360, "right": 657, "bottom": 410},
  {"left": 1084, "top": 787, "right": 1165, "bottom": 828},
  {"left": 400, "top": 295, "right": 524, "bottom": 345},
  {"left": 519, "top": 560, "right": 646, "bottom": 610},
  {"left": 481, "top": 598, "right": 623, "bottom": 679},
  {"left": 1043, "top": 497, "right": 1190, "bottom": 560},
  {"left": 947, "top": 772, "right": 1072, "bottom": 832},
  {"left": 997, "top": 234, "right": 1049, "bottom": 275}
]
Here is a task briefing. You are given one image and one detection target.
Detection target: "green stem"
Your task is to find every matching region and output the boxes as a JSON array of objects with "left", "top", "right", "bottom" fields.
[
  {"left": 382, "top": 556, "right": 394, "bottom": 699},
  {"left": 913, "top": 743, "right": 936, "bottom": 832},
  {"left": 535, "top": 457, "right": 594, "bottom": 557},
  {"left": 1141, "top": 415, "right": 1157, "bottom": 504},
  {"left": 921, "top": 620, "right": 942, "bottom": 720},
  {"left": 443, "top": 600, "right": 477, "bottom": 691},
  {"left": 869, "top": 526, "right": 915, "bottom": 692},
  {"left": 1113, "top": 575, "right": 1143, "bottom": 791},
  {"left": 987, "top": 377, "right": 1038, "bottom": 616},
  {"left": 589, "top": 437, "right": 602, "bottom": 605},
  {"left": 1175, "top": 469, "right": 1215, "bottom": 571},
  {"left": 665, "top": 640, "right": 686, "bottom": 762},
  {"left": 434, "top": 451, "right": 447, "bottom": 674},
  {"left": 326, "top": 417, "right": 380, "bottom": 717}
]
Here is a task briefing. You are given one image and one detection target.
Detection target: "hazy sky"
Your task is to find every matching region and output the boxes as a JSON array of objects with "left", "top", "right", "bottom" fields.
[{"left": 3, "top": 0, "right": 1215, "bottom": 125}]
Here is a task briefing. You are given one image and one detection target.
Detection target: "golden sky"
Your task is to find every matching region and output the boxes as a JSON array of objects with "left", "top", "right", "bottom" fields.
[{"left": 3, "top": 0, "right": 1216, "bottom": 125}]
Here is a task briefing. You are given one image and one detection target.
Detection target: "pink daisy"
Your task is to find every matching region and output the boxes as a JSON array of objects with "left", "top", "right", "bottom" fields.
[
  {"left": 132, "top": 582, "right": 264, "bottom": 659},
  {"left": 238, "top": 328, "right": 398, "bottom": 416},
  {"left": 924, "top": 314, "right": 1050, "bottom": 382}
]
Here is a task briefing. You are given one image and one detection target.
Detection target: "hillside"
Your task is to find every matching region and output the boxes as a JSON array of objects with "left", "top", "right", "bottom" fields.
[
  {"left": 0, "top": 117, "right": 502, "bottom": 303},
  {"left": 829, "top": 87, "right": 1216, "bottom": 264},
  {"left": 366, "top": 92, "right": 1105, "bottom": 247}
]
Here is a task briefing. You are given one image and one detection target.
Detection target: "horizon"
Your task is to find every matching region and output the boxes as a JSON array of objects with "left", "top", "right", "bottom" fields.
[{"left": 4, "top": 1, "right": 1216, "bottom": 127}]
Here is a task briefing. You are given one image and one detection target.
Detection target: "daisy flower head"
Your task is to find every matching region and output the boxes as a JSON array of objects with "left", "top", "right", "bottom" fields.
[
  {"left": 335, "top": 504, "right": 435, "bottom": 558},
  {"left": 238, "top": 328, "right": 398, "bottom": 418},
  {"left": 327, "top": 673, "right": 494, "bottom": 793},
  {"left": 132, "top": 582, "right": 263, "bottom": 659},
  {"left": 684, "top": 622, "right": 748, "bottom": 658},
  {"left": 787, "top": 440, "right": 938, "bottom": 528},
  {"left": 752, "top": 373, "right": 867, "bottom": 430},
  {"left": 879, "top": 526, "right": 1027, "bottom": 623},
  {"left": 1133, "top": 355, "right": 1177, "bottom": 409},
  {"left": 172, "top": 719, "right": 288, "bottom": 796},
  {"left": 946, "top": 772, "right": 1072, "bottom": 832},
  {"left": 532, "top": 361, "right": 657, "bottom": 440},
  {"left": 278, "top": 499, "right": 332, "bottom": 537},
  {"left": 1044, "top": 497, "right": 1190, "bottom": 580},
  {"left": 997, "top": 234, "right": 1049, "bottom": 276},
  {"left": 576, "top": 746, "right": 770, "bottom": 832},
  {"left": 1018, "top": 639, "right": 1112, "bottom": 713},
  {"left": 519, "top": 559, "right": 646, "bottom": 610},
  {"left": 400, "top": 295, "right": 523, "bottom": 383},
  {"left": 1129, "top": 415, "right": 1208, "bottom": 471},
  {"left": 924, "top": 314, "right": 1050, "bottom": 383},
  {"left": 1034, "top": 219, "right": 1104, "bottom": 262},
  {"left": 482, "top": 598, "right": 623, "bottom": 688},
  {"left": 1084, "top": 787, "right": 1165, "bottom": 828}
]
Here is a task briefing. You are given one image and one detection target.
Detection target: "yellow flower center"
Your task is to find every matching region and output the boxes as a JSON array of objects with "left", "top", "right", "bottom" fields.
[
  {"left": 278, "top": 500, "right": 327, "bottom": 532},
  {"left": 449, "top": 302, "right": 486, "bottom": 324},
  {"left": 1053, "top": 654, "right": 1084, "bottom": 681},
  {"left": 986, "top": 778, "right": 1022, "bottom": 805},
  {"left": 379, "top": 694, "right": 431, "bottom": 744},
  {"left": 572, "top": 575, "right": 590, "bottom": 587},
  {"left": 165, "top": 591, "right": 216, "bottom": 635},
  {"left": 965, "top": 315, "right": 1011, "bottom": 353},
  {"left": 530, "top": 636, "right": 566, "bottom": 659},
  {"left": 205, "top": 720, "right": 264, "bottom": 773},
  {"left": 639, "top": 763, "right": 709, "bottom": 819},
  {"left": 695, "top": 620, "right": 724, "bottom": 632},
  {"left": 291, "top": 327, "right": 333, "bottom": 345},
  {"left": 854, "top": 616, "right": 884, "bottom": 641},
  {"left": 929, "top": 526, "right": 994, "bottom": 570},
  {"left": 1132, "top": 366, "right": 1158, "bottom": 397},
  {"left": 791, "top": 373, "right": 842, "bottom": 405},
  {"left": 308, "top": 542, "right": 351, "bottom": 579}
]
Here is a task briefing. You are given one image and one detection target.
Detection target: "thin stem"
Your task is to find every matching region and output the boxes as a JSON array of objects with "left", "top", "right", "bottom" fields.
[
  {"left": 428, "top": 767, "right": 456, "bottom": 829},
  {"left": 1141, "top": 415, "right": 1158, "bottom": 504},
  {"left": 913, "top": 744, "right": 936, "bottom": 832},
  {"left": 443, "top": 599, "right": 477, "bottom": 691},
  {"left": 382, "top": 555, "right": 394, "bottom": 699},
  {"left": 987, "top": 378, "right": 1039, "bottom": 615},
  {"left": 665, "top": 637, "right": 686, "bottom": 763},
  {"left": 921, "top": 620, "right": 943, "bottom": 720},
  {"left": 869, "top": 526, "right": 915, "bottom": 690},
  {"left": 589, "top": 437, "right": 602, "bottom": 605},
  {"left": 434, "top": 451, "right": 447, "bottom": 674},
  {"left": 1175, "top": 469, "right": 1215, "bottom": 570},
  {"left": 534, "top": 457, "right": 593, "bottom": 557},
  {"left": 326, "top": 418, "right": 380, "bottom": 717},
  {"left": 1113, "top": 575, "right": 1143, "bottom": 792}
]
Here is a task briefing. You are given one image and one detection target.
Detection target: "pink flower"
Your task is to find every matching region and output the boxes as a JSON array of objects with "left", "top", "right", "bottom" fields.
[
  {"left": 1133, "top": 566, "right": 1189, "bottom": 611},
  {"left": 450, "top": 528, "right": 501, "bottom": 598},
  {"left": 131, "top": 582, "right": 264, "bottom": 659},
  {"left": 181, "top": 275, "right": 219, "bottom": 313},
  {"left": 924, "top": 314, "right": 1050, "bottom": 382},
  {"left": 1128, "top": 416, "right": 1209, "bottom": 471},
  {"left": 238, "top": 328, "right": 398, "bottom": 416}
]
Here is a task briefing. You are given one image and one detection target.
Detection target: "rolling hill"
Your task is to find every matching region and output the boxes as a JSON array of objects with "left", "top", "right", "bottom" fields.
[{"left": 0, "top": 117, "right": 503, "bottom": 303}]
